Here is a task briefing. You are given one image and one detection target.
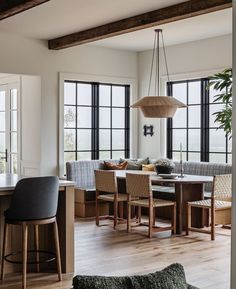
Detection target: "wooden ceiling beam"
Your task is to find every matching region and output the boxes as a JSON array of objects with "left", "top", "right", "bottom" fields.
[
  {"left": 0, "top": 0, "right": 50, "bottom": 20},
  {"left": 48, "top": 0, "right": 232, "bottom": 50}
]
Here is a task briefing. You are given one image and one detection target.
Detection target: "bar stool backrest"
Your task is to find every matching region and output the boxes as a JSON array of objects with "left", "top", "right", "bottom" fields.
[
  {"left": 5, "top": 176, "right": 59, "bottom": 221},
  {"left": 126, "top": 173, "right": 151, "bottom": 198},
  {"left": 213, "top": 174, "right": 232, "bottom": 202},
  {"left": 94, "top": 170, "right": 117, "bottom": 193}
]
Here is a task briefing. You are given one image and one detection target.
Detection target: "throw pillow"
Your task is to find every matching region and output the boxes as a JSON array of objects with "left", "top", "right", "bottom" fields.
[
  {"left": 104, "top": 160, "right": 128, "bottom": 170},
  {"left": 142, "top": 164, "right": 155, "bottom": 171},
  {"left": 73, "top": 263, "right": 194, "bottom": 289},
  {"left": 120, "top": 158, "right": 149, "bottom": 170}
]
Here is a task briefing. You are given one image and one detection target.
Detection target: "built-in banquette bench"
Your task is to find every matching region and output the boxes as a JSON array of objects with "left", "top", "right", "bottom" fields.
[{"left": 66, "top": 160, "right": 232, "bottom": 218}]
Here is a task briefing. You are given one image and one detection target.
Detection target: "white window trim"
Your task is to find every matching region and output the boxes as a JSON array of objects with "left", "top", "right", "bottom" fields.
[{"left": 59, "top": 72, "right": 138, "bottom": 177}]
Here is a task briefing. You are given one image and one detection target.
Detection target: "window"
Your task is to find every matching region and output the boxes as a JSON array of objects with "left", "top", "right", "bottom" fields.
[
  {"left": 64, "top": 81, "right": 130, "bottom": 167},
  {"left": 167, "top": 78, "right": 231, "bottom": 163}
]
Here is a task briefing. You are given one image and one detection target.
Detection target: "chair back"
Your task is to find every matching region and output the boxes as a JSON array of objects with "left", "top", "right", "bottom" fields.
[
  {"left": 5, "top": 176, "right": 59, "bottom": 221},
  {"left": 126, "top": 173, "right": 151, "bottom": 198},
  {"left": 213, "top": 174, "right": 232, "bottom": 201},
  {"left": 94, "top": 170, "right": 117, "bottom": 193}
]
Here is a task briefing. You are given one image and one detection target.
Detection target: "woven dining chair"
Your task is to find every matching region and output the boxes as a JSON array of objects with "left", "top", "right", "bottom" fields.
[
  {"left": 186, "top": 174, "right": 232, "bottom": 240},
  {"left": 94, "top": 170, "right": 127, "bottom": 229},
  {"left": 126, "top": 173, "right": 176, "bottom": 238}
]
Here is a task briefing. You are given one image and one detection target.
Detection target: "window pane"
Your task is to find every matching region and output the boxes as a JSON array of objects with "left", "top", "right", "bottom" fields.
[
  {"left": 11, "top": 153, "right": 17, "bottom": 173},
  {"left": 0, "top": 153, "right": 6, "bottom": 173},
  {"left": 77, "top": 151, "right": 91, "bottom": 160},
  {"left": 64, "top": 129, "right": 75, "bottom": 151},
  {"left": 172, "top": 108, "right": 186, "bottom": 128},
  {"left": 209, "top": 103, "right": 224, "bottom": 128},
  {"left": 188, "top": 129, "right": 200, "bottom": 151},
  {"left": 227, "top": 154, "right": 232, "bottom": 164},
  {"left": 172, "top": 151, "right": 187, "bottom": 162},
  {"left": 172, "top": 129, "right": 187, "bottom": 151},
  {"left": 99, "top": 85, "right": 110, "bottom": 106},
  {"left": 209, "top": 129, "right": 226, "bottom": 152},
  {"left": 64, "top": 152, "right": 76, "bottom": 174},
  {"left": 188, "top": 152, "right": 200, "bottom": 162},
  {"left": 188, "top": 81, "right": 201, "bottom": 104},
  {"left": 112, "top": 86, "right": 125, "bottom": 107},
  {"left": 100, "top": 108, "right": 110, "bottom": 128},
  {"left": 0, "top": 133, "right": 5, "bottom": 151},
  {"left": 99, "top": 151, "right": 111, "bottom": 159},
  {"left": 112, "top": 108, "right": 125, "bottom": 128},
  {"left": 0, "top": 91, "right": 5, "bottom": 111},
  {"left": 64, "top": 106, "right": 76, "bottom": 128},
  {"left": 64, "top": 82, "right": 76, "bottom": 105},
  {"left": 11, "top": 89, "right": 17, "bottom": 109},
  {"left": 0, "top": 112, "right": 5, "bottom": 131},
  {"left": 209, "top": 153, "right": 226, "bottom": 163},
  {"left": 11, "top": 132, "right": 17, "bottom": 153},
  {"left": 77, "top": 83, "right": 91, "bottom": 105},
  {"left": 99, "top": 130, "right": 110, "bottom": 150},
  {"left": 11, "top": 111, "right": 17, "bottom": 131},
  {"left": 112, "top": 130, "right": 124, "bottom": 150},
  {"left": 77, "top": 107, "right": 91, "bottom": 128},
  {"left": 172, "top": 82, "right": 187, "bottom": 104},
  {"left": 112, "top": 151, "right": 125, "bottom": 159},
  {"left": 209, "top": 85, "right": 224, "bottom": 104},
  {"left": 77, "top": 129, "right": 91, "bottom": 150},
  {"left": 188, "top": 106, "right": 200, "bottom": 128}
]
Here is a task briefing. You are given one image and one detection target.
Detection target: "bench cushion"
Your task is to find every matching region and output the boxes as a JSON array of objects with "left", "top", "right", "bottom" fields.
[{"left": 73, "top": 263, "right": 198, "bottom": 289}]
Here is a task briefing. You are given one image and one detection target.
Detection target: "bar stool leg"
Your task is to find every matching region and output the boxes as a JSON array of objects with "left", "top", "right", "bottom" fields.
[
  {"left": 53, "top": 220, "right": 62, "bottom": 281},
  {"left": 34, "top": 225, "right": 40, "bottom": 273},
  {"left": 22, "top": 223, "right": 28, "bottom": 289},
  {"left": 1, "top": 222, "right": 8, "bottom": 280}
]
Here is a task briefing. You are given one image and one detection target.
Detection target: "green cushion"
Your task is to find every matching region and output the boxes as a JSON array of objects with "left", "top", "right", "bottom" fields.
[
  {"left": 73, "top": 263, "right": 198, "bottom": 289},
  {"left": 120, "top": 158, "right": 149, "bottom": 170}
]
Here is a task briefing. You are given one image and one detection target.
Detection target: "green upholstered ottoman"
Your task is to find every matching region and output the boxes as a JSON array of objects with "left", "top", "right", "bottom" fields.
[{"left": 73, "top": 263, "right": 198, "bottom": 289}]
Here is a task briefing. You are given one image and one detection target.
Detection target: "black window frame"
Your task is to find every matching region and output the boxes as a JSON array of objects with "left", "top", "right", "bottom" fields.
[
  {"left": 167, "top": 78, "right": 231, "bottom": 163},
  {"left": 64, "top": 80, "right": 130, "bottom": 162}
]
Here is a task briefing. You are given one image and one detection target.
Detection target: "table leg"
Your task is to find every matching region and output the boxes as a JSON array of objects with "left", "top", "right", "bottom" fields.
[{"left": 175, "top": 183, "right": 183, "bottom": 234}]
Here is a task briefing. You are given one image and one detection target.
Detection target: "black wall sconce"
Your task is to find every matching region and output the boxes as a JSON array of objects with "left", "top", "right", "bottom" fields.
[{"left": 143, "top": 125, "right": 154, "bottom": 136}]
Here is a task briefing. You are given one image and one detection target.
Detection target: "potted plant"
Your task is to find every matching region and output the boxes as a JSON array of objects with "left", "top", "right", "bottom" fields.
[
  {"left": 209, "top": 68, "right": 232, "bottom": 137},
  {"left": 155, "top": 158, "right": 175, "bottom": 174}
]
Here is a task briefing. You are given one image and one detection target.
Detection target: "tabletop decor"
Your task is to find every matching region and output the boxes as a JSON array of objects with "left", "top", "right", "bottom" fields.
[{"left": 155, "top": 158, "right": 175, "bottom": 175}]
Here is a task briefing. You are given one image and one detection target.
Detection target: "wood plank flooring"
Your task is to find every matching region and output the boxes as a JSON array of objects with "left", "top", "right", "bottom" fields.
[{"left": 0, "top": 218, "right": 231, "bottom": 289}]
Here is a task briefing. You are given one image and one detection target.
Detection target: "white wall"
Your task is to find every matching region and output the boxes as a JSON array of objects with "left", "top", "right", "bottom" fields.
[
  {"left": 138, "top": 34, "right": 232, "bottom": 159},
  {"left": 0, "top": 32, "right": 138, "bottom": 175},
  {"left": 231, "top": 1, "right": 236, "bottom": 288}
]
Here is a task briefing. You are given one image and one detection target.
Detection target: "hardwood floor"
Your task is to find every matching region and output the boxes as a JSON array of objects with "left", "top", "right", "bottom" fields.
[{"left": 0, "top": 218, "right": 231, "bottom": 289}]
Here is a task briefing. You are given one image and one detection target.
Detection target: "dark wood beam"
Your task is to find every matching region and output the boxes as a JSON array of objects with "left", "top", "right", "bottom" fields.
[
  {"left": 48, "top": 0, "right": 232, "bottom": 50},
  {"left": 0, "top": 0, "right": 51, "bottom": 20}
]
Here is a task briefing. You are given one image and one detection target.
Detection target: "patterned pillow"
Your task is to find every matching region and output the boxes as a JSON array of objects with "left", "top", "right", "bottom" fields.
[
  {"left": 73, "top": 263, "right": 196, "bottom": 289},
  {"left": 142, "top": 164, "right": 155, "bottom": 171},
  {"left": 104, "top": 161, "right": 128, "bottom": 170},
  {"left": 120, "top": 158, "right": 149, "bottom": 170}
]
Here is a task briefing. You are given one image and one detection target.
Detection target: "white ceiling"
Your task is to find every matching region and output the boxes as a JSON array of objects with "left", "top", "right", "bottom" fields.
[{"left": 0, "top": 0, "right": 232, "bottom": 52}]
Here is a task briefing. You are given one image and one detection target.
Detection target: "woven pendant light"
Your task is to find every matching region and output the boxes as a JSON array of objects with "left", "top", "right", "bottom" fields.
[{"left": 131, "top": 29, "right": 186, "bottom": 118}]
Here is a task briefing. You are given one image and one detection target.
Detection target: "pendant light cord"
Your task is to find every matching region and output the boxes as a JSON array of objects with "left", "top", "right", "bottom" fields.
[
  {"left": 161, "top": 30, "right": 170, "bottom": 84},
  {"left": 148, "top": 32, "right": 157, "bottom": 96}
]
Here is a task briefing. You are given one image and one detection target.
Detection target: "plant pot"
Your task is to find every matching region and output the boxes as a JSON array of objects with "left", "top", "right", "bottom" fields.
[{"left": 155, "top": 165, "right": 173, "bottom": 175}]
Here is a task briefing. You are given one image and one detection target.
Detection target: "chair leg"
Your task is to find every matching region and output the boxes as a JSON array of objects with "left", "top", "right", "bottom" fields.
[
  {"left": 138, "top": 206, "right": 141, "bottom": 223},
  {"left": 186, "top": 203, "right": 191, "bottom": 236},
  {"left": 53, "top": 220, "right": 62, "bottom": 281},
  {"left": 34, "top": 225, "right": 40, "bottom": 273},
  {"left": 211, "top": 207, "right": 215, "bottom": 241},
  {"left": 149, "top": 205, "right": 153, "bottom": 239},
  {"left": 127, "top": 203, "right": 131, "bottom": 233},
  {"left": 153, "top": 208, "right": 156, "bottom": 226},
  {"left": 22, "top": 223, "right": 28, "bottom": 289},
  {"left": 95, "top": 191, "right": 99, "bottom": 226},
  {"left": 172, "top": 204, "right": 176, "bottom": 235},
  {"left": 114, "top": 198, "right": 118, "bottom": 229},
  {"left": 1, "top": 222, "right": 8, "bottom": 280}
]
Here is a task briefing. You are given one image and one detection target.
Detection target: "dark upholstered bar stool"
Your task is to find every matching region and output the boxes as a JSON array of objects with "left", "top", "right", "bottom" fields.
[{"left": 0, "top": 176, "right": 62, "bottom": 289}]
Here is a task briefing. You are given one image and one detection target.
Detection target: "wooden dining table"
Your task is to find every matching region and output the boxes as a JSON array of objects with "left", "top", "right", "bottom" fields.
[{"left": 115, "top": 170, "right": 213, "bottom": 234}]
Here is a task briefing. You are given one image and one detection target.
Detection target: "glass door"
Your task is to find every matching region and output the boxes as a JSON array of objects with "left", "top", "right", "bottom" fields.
[{"left": 0, "top": 84, "right": 19, "bottom": 174}]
